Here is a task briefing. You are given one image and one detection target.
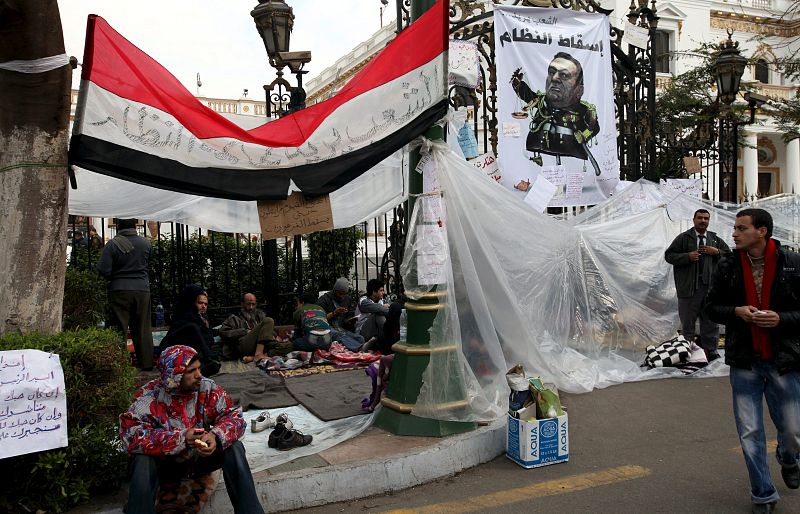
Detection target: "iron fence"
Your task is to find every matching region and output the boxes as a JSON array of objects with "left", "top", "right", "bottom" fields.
[{"left": 67, "top": 208, "right": 405, "bottom": 327}]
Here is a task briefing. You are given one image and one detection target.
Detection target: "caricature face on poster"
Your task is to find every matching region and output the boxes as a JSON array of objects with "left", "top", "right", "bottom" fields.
[{"left": 494, "top": 6, "right": 619, "bottom": 206}]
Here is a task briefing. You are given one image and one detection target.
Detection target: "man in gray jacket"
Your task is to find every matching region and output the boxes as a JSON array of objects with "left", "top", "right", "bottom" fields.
[
  {"left": 665, "top": 209, "right": 731, "bottom": 359},
  {"left": 97, "top": 219, "right": 154, "bottom": 370}
]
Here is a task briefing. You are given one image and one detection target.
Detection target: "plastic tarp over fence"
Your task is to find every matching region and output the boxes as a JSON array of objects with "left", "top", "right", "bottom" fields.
[{"left": 401, "top": 144, "right": 800, "bottom": 422}]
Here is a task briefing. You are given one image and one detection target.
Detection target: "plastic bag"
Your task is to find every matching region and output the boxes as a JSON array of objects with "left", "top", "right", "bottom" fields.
[{"left": 530, "top": 377, "right": 565, "bottom": 419}]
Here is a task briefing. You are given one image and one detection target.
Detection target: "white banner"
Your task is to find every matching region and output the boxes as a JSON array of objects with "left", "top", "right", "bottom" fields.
[
  {"left": 0, "top": 350, "right": 68, "bottom": 459},
  {"left": 494, "top": 6, "right": 619, "bottom": 207},
  {"left": 661, "top": 178, "right": 703, "bottom": 199}
]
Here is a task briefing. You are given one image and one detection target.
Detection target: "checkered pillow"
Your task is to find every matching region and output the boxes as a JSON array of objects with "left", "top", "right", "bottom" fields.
[{"left": 645, "top": 336, "right": 691, "bottom": 368}]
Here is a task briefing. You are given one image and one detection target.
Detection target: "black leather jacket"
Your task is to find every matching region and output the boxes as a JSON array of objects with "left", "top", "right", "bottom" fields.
[{"left": 704, "top": 240, "right": 800, "bottom": 374}]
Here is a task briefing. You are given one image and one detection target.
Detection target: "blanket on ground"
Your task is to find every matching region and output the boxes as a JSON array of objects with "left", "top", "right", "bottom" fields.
[
  {"left": 212, "top": 369, "right": 297, "bottom": 411},
  {"left": 285, "top": 369, "right": 373, "bottom": 421}
]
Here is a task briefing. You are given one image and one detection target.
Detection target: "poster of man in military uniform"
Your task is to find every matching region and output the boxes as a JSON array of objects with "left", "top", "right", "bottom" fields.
[{"left": 495, "top": 6, "right": 619, "bottom": 207}]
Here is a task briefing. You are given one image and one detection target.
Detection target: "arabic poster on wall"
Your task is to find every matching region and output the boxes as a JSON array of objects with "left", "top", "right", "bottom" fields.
[
  {"left": 494, "top": 6, "right": 619, "bottom": 207},
  {"left": 257, "top": 193, "right": 334, "bottom": 240},
  {"left": 0, "top": 350, "right": 68, "bottom": 459}
]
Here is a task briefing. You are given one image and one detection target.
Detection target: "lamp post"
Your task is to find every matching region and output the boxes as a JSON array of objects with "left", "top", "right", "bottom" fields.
[
  {"left": 714, "top": 30, "right": 747, "bottom": 203},
  {"left": 251, "top": 0, "right": 312, "bottom": 314},
  {"left": 251, "top": 0, "right": 311, "bottom": 116}
]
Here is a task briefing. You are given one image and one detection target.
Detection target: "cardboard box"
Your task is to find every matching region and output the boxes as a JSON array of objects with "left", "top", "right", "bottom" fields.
[{"left": 506, "top": 413, "right": 569, "bottom": 469}]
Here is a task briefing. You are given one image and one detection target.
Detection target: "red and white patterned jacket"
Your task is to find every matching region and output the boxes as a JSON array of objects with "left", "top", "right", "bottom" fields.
[{"left": 120, "top": 345, "right": 244, "bottom": 459}]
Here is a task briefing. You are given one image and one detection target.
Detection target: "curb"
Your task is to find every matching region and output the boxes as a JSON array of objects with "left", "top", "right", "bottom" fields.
[{"left": 204, "top": 419, "right": 507, "bottom": 513}]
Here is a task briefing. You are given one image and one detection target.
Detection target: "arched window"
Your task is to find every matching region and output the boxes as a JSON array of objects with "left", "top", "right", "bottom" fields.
[{"left": 755, "top": 59, "right": 769, "bottom": 84}]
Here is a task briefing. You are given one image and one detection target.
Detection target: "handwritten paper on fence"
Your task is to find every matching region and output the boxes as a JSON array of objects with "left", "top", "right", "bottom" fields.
[
  {"left": 258, "top": 193, "right": 334, "bottom": 240},
  {"left": 0, "top": 350, "right": 68, "bottom": 459}
]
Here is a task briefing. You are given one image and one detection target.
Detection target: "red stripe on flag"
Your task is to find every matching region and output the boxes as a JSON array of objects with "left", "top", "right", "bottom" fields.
[{"left": 81, "top": 2, "right": 445, "bottom": 147}]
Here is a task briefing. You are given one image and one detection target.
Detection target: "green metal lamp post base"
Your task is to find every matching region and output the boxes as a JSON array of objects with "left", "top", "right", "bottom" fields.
[
  {"left": 374, "top": 405, "right": 475, "bottom": 437},
  {"left": 373, "top": 289, "right": 476, "bottom": 437}
]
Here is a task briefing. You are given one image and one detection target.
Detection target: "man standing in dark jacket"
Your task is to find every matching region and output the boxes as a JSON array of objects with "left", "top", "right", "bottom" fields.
[
  {"left": 705, "top": 208, "right": 800, "bottom": 513},
  {"left": 97, "top": 218, "right": 154, "bottom": 370},
  {"left": 665, "top": 209, "right": 731, "bottom": 359}
]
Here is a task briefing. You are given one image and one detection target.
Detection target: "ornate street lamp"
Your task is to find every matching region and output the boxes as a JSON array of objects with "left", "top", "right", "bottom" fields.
[
  {"left": 713, "top": 29, "right": 748, "bottom": 203},
  {"left": 251, "top": 0, "right": 310, "bottom": 117},
  {"left": 251, "top": 0, "right": 293, "bottom": 68},
  {"left": 713, "top": 30, "right": 747, "bottom": 106}
]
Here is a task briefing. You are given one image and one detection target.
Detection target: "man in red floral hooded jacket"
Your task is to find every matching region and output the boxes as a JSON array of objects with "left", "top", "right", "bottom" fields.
[{"left": 120, "top": 345, "right": 264, "bottom": 513}]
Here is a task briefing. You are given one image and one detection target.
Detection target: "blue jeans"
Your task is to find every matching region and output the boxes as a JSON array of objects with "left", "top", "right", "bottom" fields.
[
  {"left": 331, "top": 329, "right": 364, "bottom": 352},
  {"left": 127, "top": 440, "right": 264, "bottom": 514},
  {"left": 730, "top": 361, "right": 800, "bottom": 504}
]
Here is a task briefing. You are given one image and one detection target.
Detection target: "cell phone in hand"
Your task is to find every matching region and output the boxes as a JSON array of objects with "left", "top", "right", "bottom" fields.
[{"left": 194, "top": 428, "right": 205, "bottom": 434}]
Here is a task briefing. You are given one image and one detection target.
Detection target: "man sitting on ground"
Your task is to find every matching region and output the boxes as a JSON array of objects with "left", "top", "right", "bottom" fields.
[
  {"left": 160, "top": 284, "right": 220, "bottom": 377},
  {"left": 219, "top": 293, "right": 287, "bottom": 363},
  {"left": 120, "top": 345, "right": 263, "bottom": 514},
  {"left": 317, "top": 278, "right": 364, "bottom": 351},
  {"left": 355, "top": 279, "right": 390, "bottom": 351}
]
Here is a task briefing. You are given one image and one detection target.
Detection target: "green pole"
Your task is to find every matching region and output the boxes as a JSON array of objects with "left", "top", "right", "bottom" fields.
[{"left": 374, "top": 0, "right": 476, "bottom": 437}]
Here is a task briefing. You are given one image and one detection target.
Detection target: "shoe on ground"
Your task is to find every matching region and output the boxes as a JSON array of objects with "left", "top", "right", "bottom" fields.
[
  {"left": 276, "top": 427, "right": 313, "bottom": 451},
  {"left": 251, "top": 411, "right": 275, "bottom": 433},
  {"left": 268, "top": 423, "right": 286, "bottom": 448},
  {"left": 752, "top": 502, "right": 776, "bottom": 514},
  {"left": 275, "top": 413, "right": 292, "bottom": 430}
]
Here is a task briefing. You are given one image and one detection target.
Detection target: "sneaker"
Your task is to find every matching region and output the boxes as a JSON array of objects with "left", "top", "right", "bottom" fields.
[
  {"left": 776, "top": 447, "right": 800, "bottom": 489},
  {"left": 276, "top": 427, "right": 313, "bottom": 451},
  {"left": 251, "top": 411, "right": 275, "bottom": 433},
  {"left": 267, "top": 420, "right": 295, "bottom": 447}
]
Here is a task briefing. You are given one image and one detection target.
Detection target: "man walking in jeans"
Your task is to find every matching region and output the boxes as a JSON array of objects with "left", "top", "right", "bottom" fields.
[{"left": 705, "top": 208, "right": 800, "bottom": 513}]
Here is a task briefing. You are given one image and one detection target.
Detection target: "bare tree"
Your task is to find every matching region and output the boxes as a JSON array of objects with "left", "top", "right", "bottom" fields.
[{"left": 0, "top": 0, "right": 71, "bottom": 334}]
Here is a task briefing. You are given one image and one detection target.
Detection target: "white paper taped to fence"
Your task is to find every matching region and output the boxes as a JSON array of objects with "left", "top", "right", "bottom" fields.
[{"left": 0, "top": 350, "right": 68, "bottom": 459}]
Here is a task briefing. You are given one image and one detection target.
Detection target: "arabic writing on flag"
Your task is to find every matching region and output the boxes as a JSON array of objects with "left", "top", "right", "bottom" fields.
[{"left": 69, "top": 1, "right": 448, "bottom": 201}]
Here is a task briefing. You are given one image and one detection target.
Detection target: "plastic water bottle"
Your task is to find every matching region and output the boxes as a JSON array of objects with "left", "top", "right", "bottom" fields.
[
  {"left": 399, "top": 308, "right": 407, "bottom": 343},
  {"left": 155, "top": 303, "right": 165, "bottom": 327}
]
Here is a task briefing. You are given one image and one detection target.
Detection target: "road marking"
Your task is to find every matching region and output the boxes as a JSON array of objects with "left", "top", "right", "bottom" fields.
[
  {"left": 730, "top": 439, "right": 777, "bottom": 453},
  {"left": 382, "top": 464, "right": 651, "bottom": 514}
]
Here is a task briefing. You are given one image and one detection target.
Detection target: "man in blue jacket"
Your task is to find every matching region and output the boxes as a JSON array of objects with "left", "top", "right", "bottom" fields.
[{"left": 705, "top": 208, "right": 800, "bottom": 513}]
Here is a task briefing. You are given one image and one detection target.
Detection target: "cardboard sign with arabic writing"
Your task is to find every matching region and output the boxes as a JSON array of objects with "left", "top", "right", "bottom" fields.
[{"left": 257, "top": 193, "right": 334, "bottom": 240}]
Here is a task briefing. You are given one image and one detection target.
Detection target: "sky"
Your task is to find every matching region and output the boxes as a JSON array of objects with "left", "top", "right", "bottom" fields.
[{"left": 57, "top": 0, "right": 393, "bottom": 100}]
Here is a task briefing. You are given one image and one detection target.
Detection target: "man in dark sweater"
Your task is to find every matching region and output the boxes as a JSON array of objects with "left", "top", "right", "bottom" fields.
[
  {"left": 705, "top": 208, "right": 800, "bottom": 513},
  {"left": 97, "top": 218, "right": 154, "bottom": 370}
]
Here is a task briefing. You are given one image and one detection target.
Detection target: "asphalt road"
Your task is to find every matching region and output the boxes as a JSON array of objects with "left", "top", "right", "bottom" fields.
[{"left": 292, "top": 377, "right": 800, "bottom": 514}]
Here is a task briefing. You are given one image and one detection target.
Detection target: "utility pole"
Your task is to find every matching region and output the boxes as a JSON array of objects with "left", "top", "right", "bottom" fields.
[{"left": 374, "top": 0, "right": 476, "bottom": 437}]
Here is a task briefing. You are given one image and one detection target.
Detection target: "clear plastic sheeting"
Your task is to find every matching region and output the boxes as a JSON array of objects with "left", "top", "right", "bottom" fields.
[
  {"left": 404, "top": 145, "right": 798, "bottom": 423},
  {"left": 68, "top": 149, "right": 409, "bottom": 233}
]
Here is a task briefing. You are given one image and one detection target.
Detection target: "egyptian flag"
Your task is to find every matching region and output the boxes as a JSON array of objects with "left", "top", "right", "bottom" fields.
[{"left": 69, "top": 1, "right": 448, "bottom": 201}]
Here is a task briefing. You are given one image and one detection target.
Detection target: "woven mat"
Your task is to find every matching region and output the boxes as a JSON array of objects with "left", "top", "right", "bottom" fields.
[
  {"left": 271, "top": 363, "right": 365, "bottom": 379},
  {"left": 285, "top": 368, "right": 372, "bottom": 421}
]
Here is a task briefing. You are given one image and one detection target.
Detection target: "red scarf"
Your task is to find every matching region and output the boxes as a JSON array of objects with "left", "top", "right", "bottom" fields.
[{"left": 739, "top": 239, "right": 777, "bottom": 360}]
